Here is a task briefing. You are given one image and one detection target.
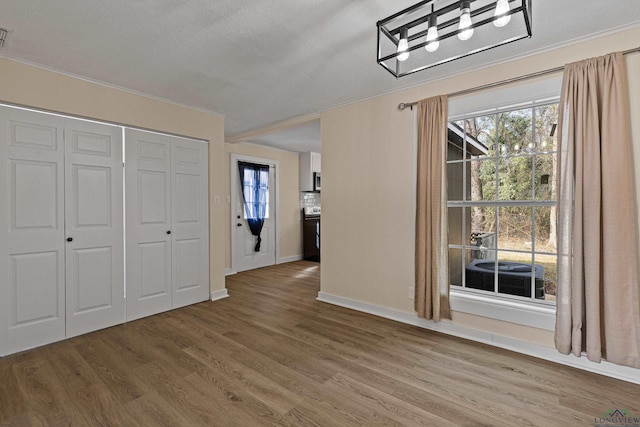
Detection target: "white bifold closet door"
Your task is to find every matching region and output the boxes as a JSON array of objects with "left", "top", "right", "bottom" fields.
[
  {"left": 125, "top": 129, "right": 209, "bottom": 322},
  {"left": 0, "top": 107, "right": 124, "bottom": 356},
  {"left": 63, "top": 118, "right": 124, "bottom": 338}
]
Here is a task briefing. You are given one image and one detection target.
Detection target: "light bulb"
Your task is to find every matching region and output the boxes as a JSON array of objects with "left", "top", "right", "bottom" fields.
[
  {"left": 426, "top": 27, "right": 439, "bottom": 52},
  {"left": 494, "top": 0, "right": 511, "bottom": 27},
  {"left": 397, "top": 27, "right": 409, "bottom": 62},
  {"left": 425, "top": 12, "right": 439, "bottom": 52},
  {"left": 458, "top": 1, "right": 473, "bottom": 41}
]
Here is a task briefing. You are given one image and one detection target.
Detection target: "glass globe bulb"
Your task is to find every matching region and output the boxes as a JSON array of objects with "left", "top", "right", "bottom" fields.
[
  {"left": 494, "top": 0, "right": 511, "bottom": 27},
  {"left": 458, "top": 8, "right": 473, "bottom": 41},
  {"left": 425, "top": 26, "right": 439, "bottom": 52}
]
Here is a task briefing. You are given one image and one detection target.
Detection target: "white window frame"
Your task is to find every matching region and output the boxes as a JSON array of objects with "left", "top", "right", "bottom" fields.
[{"left": 444, "top": 74, "right": 562, "bottom": 330}]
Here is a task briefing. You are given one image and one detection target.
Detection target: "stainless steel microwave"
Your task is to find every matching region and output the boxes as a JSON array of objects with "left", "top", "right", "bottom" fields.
[{"left": 313, "top": 172, "right": 321, "bottom": 191}]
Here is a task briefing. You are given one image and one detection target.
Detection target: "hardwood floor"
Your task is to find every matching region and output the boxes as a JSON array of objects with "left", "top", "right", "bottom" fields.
[{"left": 1, "top": 260, "right": 639, "bottom": 426}]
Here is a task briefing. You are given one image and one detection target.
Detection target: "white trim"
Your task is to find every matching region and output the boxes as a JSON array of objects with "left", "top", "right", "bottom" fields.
[
  {"left": 0, "top": 102, "right": 210, "bottom": 144},
  {"left": 224, "top": 268, "right": 237, "bottom": 276},
  {"left": 450, "top": 289, "right": 556, "bottom": 331},
  {"left": 316, "top": 292, "right": 640, "bottom": 385},
  {"left": 230, "top": 154, "right": 280, "bottom": 273},
  {"left": 277, "top": 255, "right": 303, "bottom": 264},
  {"left": 210, "top": 289, "right": 229, "bottom": 301}
]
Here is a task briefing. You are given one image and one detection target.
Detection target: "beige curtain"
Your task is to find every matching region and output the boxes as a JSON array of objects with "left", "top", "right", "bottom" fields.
[
  {"left": 555, "top": 52, "right": 640, "bottom": 368},
  {"left": 415, "top": 95, "right": 451, "bottom": 321}
]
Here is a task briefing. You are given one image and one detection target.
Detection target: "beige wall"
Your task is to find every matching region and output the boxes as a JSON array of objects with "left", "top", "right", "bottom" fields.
[
  {"left": 0, "top": 58, "right": 227, "bottom": 293},
  {"left": 320, "top": 27, "right": 640, "bottom": 346},
  {"left": 224, "top": 142, "right": 301, "bottom": 270}
]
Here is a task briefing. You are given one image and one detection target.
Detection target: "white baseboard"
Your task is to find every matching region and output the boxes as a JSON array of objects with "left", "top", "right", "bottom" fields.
[
  {"left": 317, "top": 291, "right": 640, "bottom": 385},
  {"left": 224, "top": 268, "right": 237, "bottom": 276},
  {"left": 210, "top": 289, "right": 229, "bottom": 302},
  {"left": 277, "top": 255, "right": 303, "bottom": 264}
]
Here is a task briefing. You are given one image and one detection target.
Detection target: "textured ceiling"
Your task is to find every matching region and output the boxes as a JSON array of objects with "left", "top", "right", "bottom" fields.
[
  {"left": 1, "top": 1, "right": 640, "bottom": 152},
  {"left": 246, "top": 120, "right": 322, "bottom": 153}
]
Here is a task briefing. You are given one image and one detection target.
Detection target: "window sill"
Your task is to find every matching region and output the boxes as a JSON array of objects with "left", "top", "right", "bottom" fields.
[{"left": 449, "top": 288, "right": 556, "bottom": 331}]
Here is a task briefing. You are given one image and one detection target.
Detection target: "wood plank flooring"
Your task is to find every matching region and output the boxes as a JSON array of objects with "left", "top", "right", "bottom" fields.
[{"left": 1, "top": 260, "right": 639, "bottom": 426}]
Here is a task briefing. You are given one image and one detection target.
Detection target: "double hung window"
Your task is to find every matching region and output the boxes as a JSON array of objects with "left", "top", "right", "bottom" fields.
[{"left": 447, "top": 102, "right": 558, "bottom": 304}]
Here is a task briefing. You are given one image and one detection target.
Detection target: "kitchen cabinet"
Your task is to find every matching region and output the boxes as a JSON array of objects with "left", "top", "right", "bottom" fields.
[
  {"left": 302, "top": 209, "right": 320, "bottom": 262},
  {"left": 299, "top": 151, "right": 321, "bottom": 191}
]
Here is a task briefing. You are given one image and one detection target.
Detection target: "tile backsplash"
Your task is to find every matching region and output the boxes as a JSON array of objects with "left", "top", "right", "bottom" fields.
[{"left": 301, "top": 192, "right": 321, "bottom": 208}]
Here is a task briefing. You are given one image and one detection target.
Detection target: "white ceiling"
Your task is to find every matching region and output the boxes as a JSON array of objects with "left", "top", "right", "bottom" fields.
[
  {"left": 245, "top": 119, "right": 322, "bottom": 153},
  {"left": 1, "top": 1, "right": 639, "bottom": 153}
]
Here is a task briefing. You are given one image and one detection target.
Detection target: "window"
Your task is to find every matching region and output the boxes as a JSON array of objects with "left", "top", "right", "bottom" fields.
[
  {"left": 447, "top": 102, "right": 558, "bottom": 304},
  {"left": 240, "top": 163, "right": 270, "bottom": 220}
]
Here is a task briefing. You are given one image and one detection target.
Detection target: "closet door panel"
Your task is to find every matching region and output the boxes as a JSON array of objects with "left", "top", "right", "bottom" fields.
[
  {"left": 0, "top": 107, "right": 65, "bottom": 356},
  {"left": 171, "top": 139, "right": 209, "bottom": 309},
  {"left": 64, "top": 119, "right": 124, "bottom": 337},
  {"left": 125, "top": 129, "right": 172, "bottom": 321}
]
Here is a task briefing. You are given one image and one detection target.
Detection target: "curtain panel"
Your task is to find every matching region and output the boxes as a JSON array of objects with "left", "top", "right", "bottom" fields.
[
  {"left": 555, "top": 52, "right": 640, "bottom": 368},
  {"left": 415, "top": 95, "right": 452, "bottom": 321},
  {"left": 238, "top": 161, "right": 270, "bottom": 252}
]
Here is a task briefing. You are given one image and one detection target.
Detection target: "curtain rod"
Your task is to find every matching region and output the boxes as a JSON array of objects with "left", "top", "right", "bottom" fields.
[{"left": 397, "top": 46, "right": 640, "bottom": 111}]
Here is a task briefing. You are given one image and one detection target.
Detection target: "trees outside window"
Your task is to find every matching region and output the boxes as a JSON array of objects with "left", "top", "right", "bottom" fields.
[{"left": 447, "top": 103, "right": 558, "bottom": 302}]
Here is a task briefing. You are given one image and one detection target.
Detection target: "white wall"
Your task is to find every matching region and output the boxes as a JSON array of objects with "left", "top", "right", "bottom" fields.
[{"left": 320, "top": 26, "right": 640, "bottom": 347}]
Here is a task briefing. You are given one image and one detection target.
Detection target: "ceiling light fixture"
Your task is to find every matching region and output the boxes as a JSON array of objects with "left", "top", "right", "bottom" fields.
[
  {"left": 377, "top": 0, "right": 532, "bottom": 78},
  {"left": 0, "top": 28, "right": 7, "bottom": 48}
]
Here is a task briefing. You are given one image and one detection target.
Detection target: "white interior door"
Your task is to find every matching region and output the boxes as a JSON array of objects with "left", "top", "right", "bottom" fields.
[
  {"left": 64, "top": 119, "right": 124, "bottom": 337},
  {"left": 171, "top": 138, "right": 209, "bottom": 309},
  {"left": 232, "top": 156, "right": 276, "bottom": 272},
  {"left": 125, "top": 129, "right": 172, "bottom": 321},
  {"left": 126, "top": 129, "right": 209, "bottom": 320},
  {"left": 0, "top": 107, "right": 65, "bottom": 356}
]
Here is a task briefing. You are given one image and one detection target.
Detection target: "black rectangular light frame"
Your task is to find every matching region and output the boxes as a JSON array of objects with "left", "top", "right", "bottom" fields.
[{"left": 377, "top": 0, "right": 532, "bottom": 78}]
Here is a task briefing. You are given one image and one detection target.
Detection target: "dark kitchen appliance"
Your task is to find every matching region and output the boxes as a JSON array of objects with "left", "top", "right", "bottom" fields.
[
  {"left": 313, "top": 172, "right": 321, "bottom": 191},
  {"left": 302, "top": 207, "right": 320, "bottom": 262}
]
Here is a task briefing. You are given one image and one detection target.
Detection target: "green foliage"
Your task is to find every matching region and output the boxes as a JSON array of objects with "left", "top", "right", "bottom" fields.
[{"left": 461, "top": 104, "right": 558, "bottom": 244}]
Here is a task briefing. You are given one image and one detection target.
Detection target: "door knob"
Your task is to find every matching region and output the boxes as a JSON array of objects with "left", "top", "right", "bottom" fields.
[
  {"left": 66, "top": 237, "right": 73, "bottom": 242},
  {"left": 237, "top": 215, "right": 241, "bottom": 219},
  {"left": 166, "top": 230, "right": 171, "bottom": 235}
]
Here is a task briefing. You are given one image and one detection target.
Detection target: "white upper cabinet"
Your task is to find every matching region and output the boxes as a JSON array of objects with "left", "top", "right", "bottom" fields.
[{"left": 299, "top": 151, "right": 321, "bottom": 191}]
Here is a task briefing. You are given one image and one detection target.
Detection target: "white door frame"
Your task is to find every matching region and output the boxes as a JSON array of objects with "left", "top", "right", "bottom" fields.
[{"left": 230, "top": 153, "right": 279, "bottom": 273}]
